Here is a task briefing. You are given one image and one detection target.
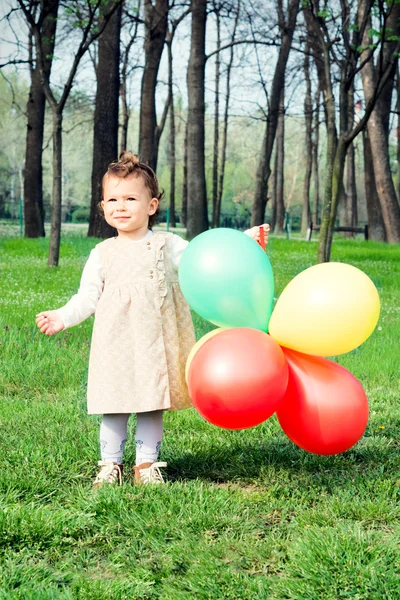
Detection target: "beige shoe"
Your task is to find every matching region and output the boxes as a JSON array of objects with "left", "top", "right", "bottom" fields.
[
  {"left": 133, "top": 461, "right": 167, "bottom": 485},
  {"left": 93, "top": 461, "right": 123, "bottom": 488}
]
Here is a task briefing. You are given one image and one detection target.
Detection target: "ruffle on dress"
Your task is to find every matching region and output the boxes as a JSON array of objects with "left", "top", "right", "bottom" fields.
[{"left": 155, "top": 234, "right": 167, "bottom": 308}]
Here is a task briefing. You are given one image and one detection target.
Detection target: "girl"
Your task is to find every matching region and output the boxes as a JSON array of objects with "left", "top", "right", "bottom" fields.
[{"left": 36, "top": 152, "right": 270, "bottom": 487}]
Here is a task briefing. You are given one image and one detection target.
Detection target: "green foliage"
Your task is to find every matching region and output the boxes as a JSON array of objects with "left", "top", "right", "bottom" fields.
[
  {"left": 0, "top": 230, "right": 399, "bottom": 597},
  {"left": 71, "top": 207, "right": 90, "bottom": 223}
]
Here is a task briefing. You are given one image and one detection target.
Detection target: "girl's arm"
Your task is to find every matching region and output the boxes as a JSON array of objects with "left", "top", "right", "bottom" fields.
[
  {"left": 243, "top": 224, "right": 270, "bottom": 246},
  {"left": 172, "top": 224, "right": 270, "bottom": 269},
  {"left": 36, "top": 247, "right": 104, "bottom": 336},
  {"left": 171, "top": 224, "right": 270, "bottom": 270}
]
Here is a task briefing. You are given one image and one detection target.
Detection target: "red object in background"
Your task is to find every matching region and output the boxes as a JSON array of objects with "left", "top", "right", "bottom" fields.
[
  {"left": 188, "top": 328, "right": 288, "bottom": 429},
  {"left": 276, "top": 348, "right": 369, "bottom": 455}
]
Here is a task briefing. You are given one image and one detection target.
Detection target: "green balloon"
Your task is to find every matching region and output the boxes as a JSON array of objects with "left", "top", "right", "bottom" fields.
[{"left": 179, "top": 228, "right": 274, "bottom": 331}]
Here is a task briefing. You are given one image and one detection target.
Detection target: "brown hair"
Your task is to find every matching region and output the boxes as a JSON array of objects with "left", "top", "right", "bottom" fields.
[{"left": 100, "top": 151, "right": 164, "bottom": 228}]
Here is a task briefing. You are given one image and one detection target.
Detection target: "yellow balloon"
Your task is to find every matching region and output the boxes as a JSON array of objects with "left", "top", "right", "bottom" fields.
[
  {"left": 185, "top": 328, "right": 225, "bottom": 382},
  {"left": 269, "top": 262, "right": 380, "bottom": 356}
]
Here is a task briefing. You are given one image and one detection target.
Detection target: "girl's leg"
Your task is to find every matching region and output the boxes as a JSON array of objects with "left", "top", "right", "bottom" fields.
[
  {"left": 100, "top": 413, "right": 130, "bottom": 463},
  {"left": 135, "top": 410, "right": 164, "bottom": 466}
]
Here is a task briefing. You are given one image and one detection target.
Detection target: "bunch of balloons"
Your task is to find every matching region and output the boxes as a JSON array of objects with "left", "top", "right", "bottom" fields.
[{"left": 179, "top": 228, "right": 380, "bottom": 455}]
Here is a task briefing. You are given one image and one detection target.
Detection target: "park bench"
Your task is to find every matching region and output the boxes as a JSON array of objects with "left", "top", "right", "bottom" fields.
[{"left": 306, "top": 222, "right": 369, "bottom": 241}]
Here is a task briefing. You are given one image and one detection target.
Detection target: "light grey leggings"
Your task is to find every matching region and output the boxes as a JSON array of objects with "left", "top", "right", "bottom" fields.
[{"left": 100, "top": 411, "right": 164, "bottom": 466}]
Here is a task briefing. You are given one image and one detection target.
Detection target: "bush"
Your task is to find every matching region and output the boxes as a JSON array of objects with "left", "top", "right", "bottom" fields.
[{"left": 71, "top": 208, "right": 90, "bottom": 223}]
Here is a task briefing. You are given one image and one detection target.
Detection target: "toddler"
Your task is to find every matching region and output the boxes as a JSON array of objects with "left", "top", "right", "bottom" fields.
[{"left": 36, "top": 152, "right": 270, "bottom": 487}]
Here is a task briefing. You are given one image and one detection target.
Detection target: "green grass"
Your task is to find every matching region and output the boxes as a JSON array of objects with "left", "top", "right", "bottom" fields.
[{"left": 0, "top": 232, "right": 399, "bottom": 599}]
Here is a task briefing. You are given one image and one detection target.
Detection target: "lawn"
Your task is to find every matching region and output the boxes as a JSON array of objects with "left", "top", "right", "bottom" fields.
[{"left": 0, "top": 230, "right": 399, "bottom": 599}]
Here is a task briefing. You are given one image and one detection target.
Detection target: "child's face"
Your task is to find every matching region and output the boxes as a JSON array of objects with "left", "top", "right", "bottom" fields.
[{"left": 101, "top": 174, "right": 158, "bottom": 239}]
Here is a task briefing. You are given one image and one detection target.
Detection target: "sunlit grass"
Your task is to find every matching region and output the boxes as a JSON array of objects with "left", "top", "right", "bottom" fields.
[{"left": 0, "top": 231, "right": 399, "bottom": 598}]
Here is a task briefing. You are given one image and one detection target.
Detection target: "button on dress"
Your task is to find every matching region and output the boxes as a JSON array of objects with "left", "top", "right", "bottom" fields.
[{"left": 87, "top": 232, "right": 195, "bottom": 414}]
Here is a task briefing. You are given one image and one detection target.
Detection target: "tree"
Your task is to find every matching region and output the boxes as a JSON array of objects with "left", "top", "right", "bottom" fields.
[
  {"left": 23, "top": 0, "right": 59, "bottom": 238},
  {"left": 18, "top": 0, "right": 122, "bottom": 266},
  {"left": 88, "top": 0, "right": 123, "bottom": 239},
  {"left": 186, "top": 0, "right": 208, "bottom": 238},
  {"left": 360, "top": 1, "right": 400, "bottom": 243},
  {"left": 251, "top": 0, "right": 300, "bottom": 226},
  {"left": 212, "top": 0, "right": 240, "bottom": 228},
  {"left": 138, "top": 0, "right": 169, "bottom": 170},
  {"left": 301, "top": 40, "right": 312, "bottom": 235},
  {"left": 273, "top": 87, "right": 285, "bottom": 233},
  {"left": 120, "top": 0, "right": 142, "bottom": 153},
  {"left": 304, "top": 0, "right": 400, "bottom": 262},
  {"left": 311, "top": 88, "right": 321, "bottom": 225}
]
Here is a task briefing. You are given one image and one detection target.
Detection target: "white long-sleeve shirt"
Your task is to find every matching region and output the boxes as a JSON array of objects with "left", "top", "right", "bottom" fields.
[{"left": 57, "top": 230, "right": 189, "bottom": 329}]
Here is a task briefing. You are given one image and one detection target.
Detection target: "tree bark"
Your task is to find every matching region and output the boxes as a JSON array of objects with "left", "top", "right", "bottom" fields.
[
  {"left": 48, "top": 110, "right": 62, "bottom": 267},
  {"left": 120, "top": 1, "right": 141, "bottom": 154},
  {"left": 251, "top": 0, "right": 300, "bottom": 225},
  {"left": 186, "top": 0, "right": 208, "bottom": 239},
  {"left": 311, "top": 90, "right": 320, "bottom": 225},
  {"left": 274, "top": 88, "right": 285, "bottom": 233},
  {"left": 139, "top": 0, "right": 169, "bottom": 170},
  {"left": 360, "top": 10, "right": 400, "bottom": 243},
  {"left": 363, "top": 129, "right": 386, "bottom": 241},
  {"left": 88, "top": 1, "right": 122, "bottom": 239},
  {"left": 397, "top": 65, "right": 400, "bottom": 204},
  {"left": 344, "top": 81, "right": 357, "bottom": 233},
  {"left": 211, "top": 7, "right": 221, "bottom": 228},
  {"left": 215, "top": 0, "right": 240, "bottom": 229},
  {"left": 120, "top": 77, "right": 130, "bottom": 153},
  {"left": 181, "top": 121, "right": 189, "bottom": 227},
  {"left": 301, "top": 44, "right": 312, "bottom": 235},
  {"left": 24, "top": 0, "right": 59, "bottom": 238},
  {"left": 167, "top": 35, "right": 176, "bottom": 227}
]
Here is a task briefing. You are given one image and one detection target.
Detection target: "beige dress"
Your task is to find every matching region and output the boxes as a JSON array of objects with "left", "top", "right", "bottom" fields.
[{"left": 86, "top": 232, "right": 195, "bottom": 414}]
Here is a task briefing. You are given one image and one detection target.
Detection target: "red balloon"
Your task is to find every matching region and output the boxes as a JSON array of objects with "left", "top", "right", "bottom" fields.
[
  {"left": 188, "top": 328, "right": 288, "bottom": 429},
  {"left": 276, "top": 348, "right": 369, "bottom": 455}
]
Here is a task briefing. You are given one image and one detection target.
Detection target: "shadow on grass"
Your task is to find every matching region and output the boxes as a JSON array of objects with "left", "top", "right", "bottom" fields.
[{"left": 166, "top": 436, "right": 397, "bottom": 490}]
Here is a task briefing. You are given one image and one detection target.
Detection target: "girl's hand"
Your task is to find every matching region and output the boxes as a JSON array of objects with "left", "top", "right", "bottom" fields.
[
  {"left": 244, "top": 224, "right": 270, "bottom": 246},
  {"left": 36, "top": 311, "right": 65, "bottom": 336}
]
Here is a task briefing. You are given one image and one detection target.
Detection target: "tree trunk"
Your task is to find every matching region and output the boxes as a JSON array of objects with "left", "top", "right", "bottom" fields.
[
  {"left": 274, "top": 89, "right": 285, "bottom": 233},
  {"left": 397, "top": 65, "right": 400, "bottom": 204},
  {"left": 317, "top": 88, "right": 340, "bottom": 263},
  {"left": 301, "top": 44, "right": 312, "bottom": 235},
  {"left": 361, "top": 45, "right": 400, "bottom": 243},
  {"left": 363, "top": 129, "right": 386, "bottom": 241},
  {"left": 211, "top": 9, "right": 221, "bottom": 228},
  {"left": 120, "top": 1, "right": 141, "bottom": 154},
  {"left": 345, "top": 142, "right": 357, "bottom": 232},
  {"left": 344, "top": 80, "right": 357, "bottom": 234},
  {"left": 120, "top": 77, "right": 130, "bottom": 153},
  {"left": 48, "top": 110, "right": 63, "bottom": 267},
  {"left": 186, "top": 0, "right": 208, "bottom": 239},
  {"left": 88, "top": 1, "right": 122, "bottom": 238},
  {"left": 361, "top": 5, "right": 400, "bottom": 244},
  {"left": 215, "top": 0, "right": 240, "bottom": 229},
  {"left": 181, "top": 120, "right": 188, "bottom": 227},
  {"left": 23, "top": 0, "right": 59, "bottom": 238},
  {"left": 270, "top": 164, "right": 277, "bottom": 231},
  {"left": 251, "top": 0, "right": 300, "bottom": 225},
  {"left": 167, "top": 38, "right": 176, "bottom": 228},
  {"left": 139, "top": 0, "right": 168, "bottom": 170},
  {"left": 311, "top": 91, "right": 320, "bottom": 225}
]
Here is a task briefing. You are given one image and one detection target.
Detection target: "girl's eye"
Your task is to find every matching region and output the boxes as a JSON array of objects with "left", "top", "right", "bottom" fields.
[
  {"left": 108, "top": 198, "right": 117, "bottom": 202},
  {"left": 127, "top": 197, "right": 136, "bottom": 201}
]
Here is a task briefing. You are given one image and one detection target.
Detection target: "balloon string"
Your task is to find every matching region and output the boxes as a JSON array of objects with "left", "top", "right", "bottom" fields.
[{"left": 258, "top": 225, "right": 265, "bottom": 251}]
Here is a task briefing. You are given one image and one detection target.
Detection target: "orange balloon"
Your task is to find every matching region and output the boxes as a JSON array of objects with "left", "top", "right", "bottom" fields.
[
  {"left": 185, "top": 328, "right": 225, "bottom": 382},
  {"left": 188, "top": 328, "right": 288, "bottom": 429},
  {"left": 276, "top": 348, "right": 369, "bottom": 455}
]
